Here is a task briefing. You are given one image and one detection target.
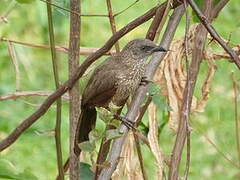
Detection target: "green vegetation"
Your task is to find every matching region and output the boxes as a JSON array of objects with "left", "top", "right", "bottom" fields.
[{"left": 0, "top": 0, "right": 240, "bottom": 179}]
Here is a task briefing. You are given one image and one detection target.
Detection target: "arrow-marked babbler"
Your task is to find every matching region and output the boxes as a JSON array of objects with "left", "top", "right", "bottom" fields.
[{"left": 76, "top": 38, "right": 167, "bottom": 152}]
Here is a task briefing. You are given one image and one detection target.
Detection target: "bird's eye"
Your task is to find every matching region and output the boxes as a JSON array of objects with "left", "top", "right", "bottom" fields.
[{"left": 141, "top": 46, "right": 151, "bottom": 51}]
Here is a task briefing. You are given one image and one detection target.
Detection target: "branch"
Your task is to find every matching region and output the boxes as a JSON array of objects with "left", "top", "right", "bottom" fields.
[
  {"left": 211, "top": 0, "right": 229, "bottom": 19},
  {"left": 46, "top": 0, "right": 64, "bottom": 178},
  {"left": 0, "top": 2, "right": 160, "bottom": 152},
  {"left": 154, "top": 0, "right": 173, "bottom": 43},
  {"left": 231, "top": 73, "right": 240, "bottom": 166},
  {"left": 0, "top": 91, "right": 69, "bottom": 101},
  {"left": 195, "top": 125, "right": 240, "bottom": 168},
  {"left": 146, "top": 5, "right": 166, "bottom": 40},
  {"left": 188, "top": 0, "right": 240, "bottom": 69},
  {"left": 68, "top": 0, "right": 81, "bottom": 178},
  {"left": 40, "top": 0, "right": 108, "bottom": 17},
  {"left": 98, "top": 5, "right": 185, "bottom": 179},
  {"left": 168, "top": 0, "right": 212, "bottom": 178},
  {"left": 106, "top": 0, "right": 120, "bottom": 53},
  {"left": 0, "top": 37, "right": 116, "bottom": 55},
  {"left": 113, "top": 0, "right": 139, "bottom": 17},
  {"left": 183, "top": 1, "right": 191, "bottom": 179}
]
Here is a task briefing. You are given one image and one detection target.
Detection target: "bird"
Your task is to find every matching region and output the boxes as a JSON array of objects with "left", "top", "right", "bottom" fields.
[{"left": 75, "top": 38, "right": 167, "bottom": 151}]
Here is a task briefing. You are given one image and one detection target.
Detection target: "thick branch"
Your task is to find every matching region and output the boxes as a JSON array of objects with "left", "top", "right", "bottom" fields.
[
  {"left": 98, "top": 5, "right": 185, "bottom": 180},
  {"left": 68, "top": 0, "right": 81, "bottom": 179},
  {"left": 146, "top": 6, "right": 165, "bottom": 40}
]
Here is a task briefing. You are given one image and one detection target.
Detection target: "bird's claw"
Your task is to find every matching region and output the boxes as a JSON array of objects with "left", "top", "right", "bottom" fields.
[
  {"left": 114, "top": 114, "right": 137, "bottom": 131},
  {"left": 140, "top": 76, "right": 153, "bottom": 86}
]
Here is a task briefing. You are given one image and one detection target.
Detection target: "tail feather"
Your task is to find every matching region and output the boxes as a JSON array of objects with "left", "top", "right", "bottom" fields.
[
  {"left": 58, "top": 107, "right": 97, "bottom": 179},
  {"left": 78, "top": 107, "right": 97, "bottom": 143}
]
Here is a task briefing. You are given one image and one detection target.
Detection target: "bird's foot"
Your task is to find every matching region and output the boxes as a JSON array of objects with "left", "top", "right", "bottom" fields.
[
  {"left": 114, "top": 114, "right": 137, "bottom": 131},
  {"left": 140, "top": 76, "right": 153, "bottom": 86}
]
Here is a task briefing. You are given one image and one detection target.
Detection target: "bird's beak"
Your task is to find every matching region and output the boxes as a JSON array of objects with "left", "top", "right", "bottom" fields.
[{"left": 152, "top": 46, "right": 168, "bottom": 53}]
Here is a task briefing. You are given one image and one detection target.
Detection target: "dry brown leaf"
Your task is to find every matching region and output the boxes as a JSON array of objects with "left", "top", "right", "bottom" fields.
[
  {"left": 153, "top": 25, "right": 217, "bottom": 131},
  {"left": 147, "top": 103, "right": 164, "bottom": 180},
  {"left": 112, "top": 132, "right": 143, "bottom": 180}
]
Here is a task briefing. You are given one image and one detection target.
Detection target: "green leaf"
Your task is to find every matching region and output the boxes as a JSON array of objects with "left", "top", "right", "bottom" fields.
[
  {"left": 108, "top": 119, "right": 120, "bottom": 128},
  {"left": 96, "top": 107, "right": 114, "bottom": 123},
  {"left": 148, "top": 83, "right": 172, "bottom": 111},
  {"left": 78, "top": 141, "right": 96, "bottom": 152},
  {"left": 152, "top": 93, "right": 172, "bottom": 111},
  {"left": 105, "top": 129, "right": 123, "bottom": 141},
  {"left": 79, "top": 162, "right": 93, "bottom": 180},
  {"left": 148, "top": 83, "right": 161, "bottom": 95},
  {"left": 88, "top": 129, "right": 103, "bottom": 142},
  {"left": 15, "top": 0, "right": 35, "bottom": 4},
  {"left": 108, "top": 101, "right": 122, "bottom": 114}
]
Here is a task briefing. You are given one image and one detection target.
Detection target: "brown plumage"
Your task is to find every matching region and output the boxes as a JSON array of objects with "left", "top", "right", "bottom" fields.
[{"left": 77, "top": 38, "right": 167, "bottom": 145}]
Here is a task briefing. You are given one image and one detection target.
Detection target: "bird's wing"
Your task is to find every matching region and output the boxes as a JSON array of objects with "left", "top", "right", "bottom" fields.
[{"left": 82, "top": 59, "right": 119, "bottom": 108}]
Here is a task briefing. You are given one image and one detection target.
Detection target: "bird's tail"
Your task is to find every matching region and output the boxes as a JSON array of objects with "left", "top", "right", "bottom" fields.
[
  {"left": 77, "top": 107, "right": 97, "bottom": 143},
  {"left": 58, "top": 107, "right": 96, "bottom": 179}
]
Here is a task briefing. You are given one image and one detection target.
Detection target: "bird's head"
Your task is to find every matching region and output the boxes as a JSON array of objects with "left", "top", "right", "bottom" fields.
[{"left": 121, "top": 39, "right": 167, "bottom": 60}]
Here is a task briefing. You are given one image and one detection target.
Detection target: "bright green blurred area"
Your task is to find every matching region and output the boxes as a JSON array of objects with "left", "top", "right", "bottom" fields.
[{"left": 0, "top": 0, "right": 240, "bottom": 179}]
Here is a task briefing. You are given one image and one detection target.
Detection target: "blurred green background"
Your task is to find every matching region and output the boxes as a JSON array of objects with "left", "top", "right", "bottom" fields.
[{"left": 0, "top": 0, "right": 240, "bottom": 179}]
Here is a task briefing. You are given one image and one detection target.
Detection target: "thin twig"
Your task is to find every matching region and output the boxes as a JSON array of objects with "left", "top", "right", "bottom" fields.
[
  {"left": 40, "top": 0, "right": 108, "bottom": 17},
  {"left": 231, "top": 72, "right": 240, "bottom": 166},
  {"left": 0, "top": 91, "right": 69, "bottom": 101},
  {"left": 136, "top": 95, "right": 152, "bottom": 126},
  {"left": 0, "top": 37, "right": 116, "bottom": 55},
  {"left": 194, "top": 126, "right": 240, "bottom": 169},
  {"left": 113, "top": 0, "right": 140, "bottom": 17},
  {"left": 133, "top": 95, "right": 152, "bottom": 180},
  {"left": 183, "top": 1, "right": 191, "bottom": 179},
  {"left": 46, "top": 0, "right": 64, "bottom": 179},
  {"left": 98, "top": 5, "right": 185, "bottom": 179},
  {"left": 0, "top": 0, "right": 17, "bottom": 23},
  {"left": 187, "top": 0, "right": 240, "bottom": 69},
  {"left": 133, "top": 133, "right": 148, "bottom": 180},
  {"left": 106, "top": 0, "right": 120, "bottom": 53}
]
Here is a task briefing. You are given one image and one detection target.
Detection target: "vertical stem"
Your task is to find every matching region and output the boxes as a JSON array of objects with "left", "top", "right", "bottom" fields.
[
  {"left": 134, "top": 134, "right": 148, "bottom": 180},
  {"left": 68, "top": 0, "right": 81, "bottom": 179},
  {"left": 168, "top": 1, "right": 212, "bottom": 179},
  {"left": 106, "top": 0, "right": 120, "bottom": 53},
  {"left": 183, "top": 1, "right": 191, "bottom": 180},
  {"left": 46, "top": 0, "right": 64, "bottom": 179},
  {"left": 231, "top": 73, "right": 240, "bottom": 165}
]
